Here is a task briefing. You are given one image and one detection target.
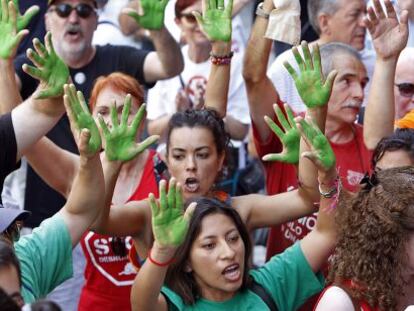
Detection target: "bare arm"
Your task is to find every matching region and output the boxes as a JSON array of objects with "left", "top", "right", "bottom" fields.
[
  {"left": 0, "top": 59, "right": 22, "bottom": 113},
  {"left": 25, "top": 137, "right": 79, "bottom": 197},
  {"left": 147, "top": 114, "right": 172, "bottom": 137},
  {"left": 143, "top": 27, "right": 184, "bottom": 82},
  {"left": 363, "top": 0, "right": 409, "bottom": 149},
  {"left": 242, "top": 0, "right": 279, "bottom": 143}
]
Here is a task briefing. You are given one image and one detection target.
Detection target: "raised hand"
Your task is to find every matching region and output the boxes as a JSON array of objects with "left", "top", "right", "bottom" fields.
[
  {"left": 263, "top": 104, "right": 300, "bottom": 164},
  {"left": 296, "top": 116, "right": 336, "bottom": 172},
  {"left": 123, "top": 0, "right": 168, "bottom": 30},
  {"left": 10, "top": 0, "right": 39, "bottom": 31},
  {"left": 149, "top": 179, "right": 196, "bottom": 247},
  {"left": 0, "top": 0, "right": 28, "bottom": 59},
  {"left": 193, "top": 0, "right": 233, "bottom": 42},
  {"left": 22, "top": 32, "right": 70, "bottom": 99},
  {"left": 364, "top": 0, "right": 408, "bottom": 60},
  {"left": 284, "top": 41, "right": 337, "bottom": 109},
  {"left": 98, "top": 96, "right": 159, "bottom": 162},
  {"left": 63, "top": 84, "right": 102, "bottom": 156}
]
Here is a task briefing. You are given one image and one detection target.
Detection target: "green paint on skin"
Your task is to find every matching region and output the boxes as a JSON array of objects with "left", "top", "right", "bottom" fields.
[
  {"left": 0, "top": 0, "right": 38, "bottom": 32},
  {"left": 127, "top": 0, "right": 168, "bottom": 30},
  {"left": 0, "top": 0, "right": 28, "bottom": 59},
  {"left": 65, "top": 85, "right": 102, "bottom": 154},
  {"left": 150, "top": 180, "right": 190, "bottom": 247},
  {"left": 194, "top": 0, "right": 233, "bottom": 42},
  {"left": 263, "top": 104, "right": 300, "bottom": 164},
  {"left": 299, "top": 118, "right": 336, "bottom": 170},
  {"left": 24, "top": 32, "right": 70, "bottom": 99},
  {"left": 284, "top": 42, "right": 336, "bottom": 109},
  {"left": 98, "top": 96, "right": 158, "bottom": 162}
]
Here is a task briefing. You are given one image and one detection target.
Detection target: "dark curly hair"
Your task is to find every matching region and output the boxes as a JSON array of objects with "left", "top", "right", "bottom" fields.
[{"left": 328, "top": 166, "right": 414, "bottom": 310}]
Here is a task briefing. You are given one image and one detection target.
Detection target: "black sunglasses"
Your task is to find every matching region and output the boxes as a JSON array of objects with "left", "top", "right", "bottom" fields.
[
  {"left": 50, "top": 3, "right": 96, "bottom": 19},
  {"left": 395, "top": 83, "right": 414, "bottom": 98}
]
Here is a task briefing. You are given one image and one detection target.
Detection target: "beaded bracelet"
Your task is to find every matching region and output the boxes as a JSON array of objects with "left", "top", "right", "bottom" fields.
[
  {"left": 318, "top": 176, "right": 341, "bottom": 212},
  {"left": 210, "top": 51, "right": 234, "bottom": 66},
  {"left": 147, "top": 248, "right": 175, "bottom": 267}
]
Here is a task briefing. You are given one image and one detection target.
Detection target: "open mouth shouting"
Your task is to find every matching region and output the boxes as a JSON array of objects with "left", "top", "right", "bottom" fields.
[
  {"left": 222, "top": 263, "right": 241, "bottom": 282},
  {"left": 184, "top": 177, "right": 200, "bottom": 193}
]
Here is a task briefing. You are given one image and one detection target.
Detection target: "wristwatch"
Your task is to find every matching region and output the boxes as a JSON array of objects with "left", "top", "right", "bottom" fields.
[{"left": 256, "top": 2, "right": 270, "bottom": 19}]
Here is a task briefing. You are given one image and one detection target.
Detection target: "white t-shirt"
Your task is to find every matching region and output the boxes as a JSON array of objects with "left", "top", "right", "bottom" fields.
[
  {"left": 147, "top": 44, "right": 250, "bottom": 125},
  {"left": 267, "top": 45, "right": 375, "bottom": 113}
]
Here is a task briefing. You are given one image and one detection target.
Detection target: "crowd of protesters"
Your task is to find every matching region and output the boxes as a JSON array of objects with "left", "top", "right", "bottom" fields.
[{"left": 0, "top": 0, "right": 413, "bottom": 310}]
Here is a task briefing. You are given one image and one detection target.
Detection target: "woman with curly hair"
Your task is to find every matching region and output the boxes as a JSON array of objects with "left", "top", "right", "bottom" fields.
[{"left": 315, "top": 166, "right": 414, "bottom": 311}]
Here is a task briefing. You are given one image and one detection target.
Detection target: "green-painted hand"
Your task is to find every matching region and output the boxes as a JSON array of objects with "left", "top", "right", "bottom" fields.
[
  {"left": 0, "top": 0, "right": 28, "bottom": 59},
  {"left": 193, "top": 0, "right": 233, "bottom": 42},
  {"left": 10, "top": 0, "right": 39, "bottom": 31},
  {"left": 149, "top": 179, "right": 196, "bottom": 247},
  {"left": 284, "top": 41, "right": 337, "bottom": 109},
  {"left": 123, "top": 0, "right": 168, "bottom": 30},
  {"left": 63, "top": 84, "right": 102, "bottom": 156},
  {"left": 297, "top": 117, "right": 336, "bottom": 172},
  {"left": 263, "top": 104, "right": 300, "bottom": 164},
  {"left": 98, "top": 96, "right": 159, "bottom": 162},
  {"left": 22, "top": 32, "right": 70, "bottom": 99}
]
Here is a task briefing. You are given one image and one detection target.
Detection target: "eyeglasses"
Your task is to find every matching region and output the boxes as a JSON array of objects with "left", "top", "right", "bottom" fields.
[
  {"left": 49, "top": 3, "right": 96, "bottom": 19},
  {"left": 395, "top": 83, "right": 414, "bottom": 98},
  {"left": 179, "top": 13, "right": 197, "bottom": 23}
]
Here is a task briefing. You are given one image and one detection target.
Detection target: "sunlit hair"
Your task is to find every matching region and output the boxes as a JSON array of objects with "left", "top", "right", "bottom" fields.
[
  {"left": 371, "top": 129, "right": 414, "bottom": 169},
  {"left": 89, "top": 72, "right": 144, "bottom": 112},
  {"left": 165, "top": 197, "right": 252, "bottom": 305},
  {"left": 307, "top": 0, "right": 340, "bottom": 34},
  {"left": 328, "top": 166, "right": 414, "bottom": 310}
]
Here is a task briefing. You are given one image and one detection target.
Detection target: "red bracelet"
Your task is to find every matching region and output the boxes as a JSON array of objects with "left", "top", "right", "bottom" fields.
[
  {"left": 210, "top": 51, "right": 234, "bottom": 66},
  {"left": 147, "top": 248, "right": 175, "bottom": 267}
]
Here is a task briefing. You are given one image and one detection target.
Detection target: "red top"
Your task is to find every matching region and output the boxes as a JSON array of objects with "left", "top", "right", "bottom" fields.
[
  {"left": 78, "top": 150, "right": 160, "bottom": 311},
  {"left": 252, "top": 100, "right": 372, "bottom": 310}
]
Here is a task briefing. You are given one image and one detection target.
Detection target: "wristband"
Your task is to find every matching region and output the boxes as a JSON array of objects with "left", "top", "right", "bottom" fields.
[
  {"left": 210, "top": 51, "right": 234, "bottom": 66},
  {"left": 148, "top": 248, "right": 175, "bottom": 267},
  {"left": 256, "top": 2, "right": 270, "bottom": 19}
]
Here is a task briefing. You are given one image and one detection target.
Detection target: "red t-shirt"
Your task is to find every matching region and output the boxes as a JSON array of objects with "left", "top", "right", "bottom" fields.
[
  {"left": 252, "top": 101, "right": 372, "bottom": 310},
  {"left": 78, "top": 150, "right": 160, "bottom": 311}
]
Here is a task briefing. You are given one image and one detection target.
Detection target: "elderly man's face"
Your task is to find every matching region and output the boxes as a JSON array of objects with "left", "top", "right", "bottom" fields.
[
  {"left": 325, "top": 0, "right": 367, "bottom": 50},
  {"left": 395, "top": 59, "right": 414, "bottom": 119},
  {"left": 327, "top": 54, "right": 368, "bottom": 125},
  {"left": 45, "top": 0, "right": 98, "bottom": 61}
]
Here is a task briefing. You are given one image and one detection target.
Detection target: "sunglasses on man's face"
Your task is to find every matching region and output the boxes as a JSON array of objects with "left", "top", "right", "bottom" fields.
[
  {"left": 395, "top": 83, "right": 414, "bottom": 98},
  {"left": 50, "top": 3, "right": 96, "bottom": 19}
]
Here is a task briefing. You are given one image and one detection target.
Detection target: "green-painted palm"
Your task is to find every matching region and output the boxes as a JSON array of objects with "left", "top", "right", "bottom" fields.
[
  {"left": 123, "top": 0, "right": 168, "bottom": 30},
  {"left": 284, "top": 41, "right": 337, "bottom": 109},
  {"left": 0, "top": 0, "right": 38, "bottom": 31},
  {"left": 0, "top": 0, "right": 28, "bottom": 59},
  {"left": 63, "top": 84, "right": 102, "bottom": 156},
  {"left": 263, "top": 104, "right": 300, "bottom": 164},
  {"left": 98, "top": 96, "right": 159, "bottom": 162},
  {"left": 149, "top": 179, "right": 196, "bottom": 247},
  {"left": 22, "top": 32, "right": 70, "bottom": 99},
  {"left": 297, "top": 117, "right": 336, "bottom": 172},
  {"left": 193, "top": 0, "right": 233, "bottom": 42}
]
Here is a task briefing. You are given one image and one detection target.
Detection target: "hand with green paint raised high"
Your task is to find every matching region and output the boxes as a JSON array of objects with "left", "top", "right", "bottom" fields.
[
  {"left": 284, "top": 41, "right": 337, "bottom": 109},
  {"left": 22, "top": 32, "right": 70, "bottom": 99},
  {"left": 149, "top": 179, "right": 196, "bottom": 248},
  {"left": 63, "top": 84, "right": 102, "bottom": 156},
  {"left": 296, "top": 116, "right": 336, "bottom": 172},
  {"left": 0, "top": 0, "right": 29, "bottom": 59},
  {"left": 263, "top": 103, "right": 300, "bottom": 164},
  {"left": 193, "top": 0, "right": 233, "bottom": 42},
  {"left": 98, "top": 96, "right": 159, "bottom": 162},
  {"left": 123, "top": 0, "right": 168, "bottom": 30},
  {"left": 0, "top": 0, "right": 39, "bottom": 31}
]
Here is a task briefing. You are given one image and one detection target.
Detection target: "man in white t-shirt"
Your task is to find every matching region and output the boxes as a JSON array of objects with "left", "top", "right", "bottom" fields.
[
  {"left": 267, "top": 0, "right": 374, "bottom": 113},
  {"left": 147, "top": 0, "right": 250, "bottom": 151}
]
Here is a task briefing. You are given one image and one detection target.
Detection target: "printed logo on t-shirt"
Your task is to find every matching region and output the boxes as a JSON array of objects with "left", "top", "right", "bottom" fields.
[
  {"left": 346, "top": 170, "right": 365, "bottom": 186},
  {"left": 281, "top": 214, "right": 317, "bottom": 244},
  {"left": 83, "top": 232, "right": 137, "bottom": 286},
  {"left": 185, "top": 75, "right": 207, "bottom": 109}
]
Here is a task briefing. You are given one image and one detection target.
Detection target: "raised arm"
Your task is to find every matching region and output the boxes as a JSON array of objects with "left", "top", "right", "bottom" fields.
[
  {"left": 242, "top": 0, "right": 279, "bottom": 142},
  {"left": 12, "top": 32, "right": 70, "bottom": 160},
  {"left": 363, "top": 0, "right": 409, "bottom": 149},
  {"left": 58, "top": 88, "right": 105, "bottom": 247},
  {"left": 0, "top": 0, "right": 29, "bottom": 113},
  {"left": 235, "top": 42, "right": 337, "bottom": 230},
  {"left": 124, "top": 0, "right": 184, "bottom": 82},
  {"left": 131, "top": 179, "right": 195, "bottom": 311}
]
